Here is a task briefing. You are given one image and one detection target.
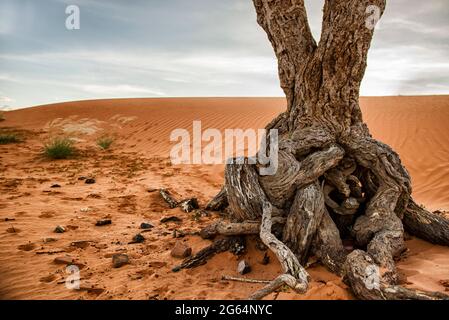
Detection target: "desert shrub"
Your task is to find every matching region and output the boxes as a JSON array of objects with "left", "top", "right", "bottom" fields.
[
  {"left": 0, "top": 133, "right": 19, "bottom": 144},
  {"left": 0, "top": 112, "right": 4, "bottom": 121},
  {"left": 44, "top": 137, "right": 75, "bottom": 159},
  {"left": 97, "top": 136, "right": 114, "bottom": 150}
]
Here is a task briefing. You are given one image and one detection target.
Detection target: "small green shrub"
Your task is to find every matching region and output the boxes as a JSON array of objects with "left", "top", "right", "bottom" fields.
[
  {"left": 97, "top": 136, "right": 114, "bottom": 150},
  {"left": 0, "top": 133, "right": 19, "bottom": 144},
  {"left": 44, "top": 137, "right": 75, "bottom": 159}
]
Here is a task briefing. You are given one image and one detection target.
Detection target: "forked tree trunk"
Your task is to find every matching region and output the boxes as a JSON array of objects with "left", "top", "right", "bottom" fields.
[{"left": 199, "top": 0, "right": 449, "bottom": 300}]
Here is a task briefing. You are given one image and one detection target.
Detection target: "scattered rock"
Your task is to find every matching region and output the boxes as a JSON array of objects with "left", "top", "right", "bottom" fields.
[
  {"left": 79, "top": 207, "right": 90, "bottom": 213},
  {"left": 237, "top": 260, "right": 251, "bottom": 275},
  {"left": 112, "top": 253, "right": 129, "bottom": 268},
  {"left": 71, "top": 241, "right": 90, "bottom": 249},
  {"left": 43, "top": 238, "right": 57, "bottom": 243},
  {"left": 18, "top": 243, "right": 36, "bottom": 251},
  {"left": 140, "top": 222, "right": 154, "bottom": 229},
  {"left": 85, "top": 178, "right": 96, "bottom": 184},
  {"left": 160, "top": 216, "right": 182, "bottom": 223},
  {"left": 95, "top": 219, "right": 111, "bottom": 226},
  {"left": 54, "top": 225, "right": 66, "bottom": 233},
  {"left": 54, "top": 255, "right": 75, "bottom": 265},
  {"left": 78, "top": 176, "right": 87, "bottom": 181},
  {"left": 170, "top": 241, "right": 192, "bottom": 259},
  {"left": 130, "top": 233, "right": 145, "bottom": 244},
  {"left": 179, "top": 198, "right": 199, "bottom": 213},
  {"left": 76, "top": 284, "right": 105, "bottom": 294},
  {"left": 50, "top": 184, "right": 61, "bottom": 188},
  {"left": 6, "top": 226, "right": 19, "bottom": 233},
  {"left": 87, "top": 193, "right": 102, "bottom": 199},
  {"left": 148, "top": 261, "right": 167, "bottom": 268},
  {"left": 4, "top": 218, "right": 16, "bottom": 222},
  {"left": 261, "top": 252, "right": 270, "bottom": 265},
  {"left": 36, "top": 249, "right": 66, "bottom": 255}
]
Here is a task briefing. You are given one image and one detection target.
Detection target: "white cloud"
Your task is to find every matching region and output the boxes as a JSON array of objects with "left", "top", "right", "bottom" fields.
[{"left": 81, "top": 84, "right": 164, "bottom": 96}]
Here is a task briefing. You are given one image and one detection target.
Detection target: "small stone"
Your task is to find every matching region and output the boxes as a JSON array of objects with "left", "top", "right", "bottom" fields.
[
  {"left": 85, "top": 178, "right": 96, "bottom": 184},
  {"left": 54, "top": 255, "right": 75, "bottom": 265},
  {"left": 170, "top": 241, "right": 192, "bottom": 259},
  {"left": 160, "top": 216, "right": 182, "bottom": 223},
  {"left": 261, "top": 252, "right": 270, "bottom": 265},
  {"left": 44, "top": 238, "right": 57, "bottom": 243},
  {"left": 71, "top": 240, "right": 90, "bottom": 249},
  {"left": 77, "top": 284, "right": 105, "bottom": 294},
  {"left": 179, "top": 198, "right": 199, "bottom": 213},
  {"left": 148, "top": 261, "right": 167, "bottom": 268},
  {"left": 237, "top": 260, "right": 251, "bottom": 275},
  {"left": 6, "top": 226, "right": 18, "bottom": 233},
  {"left": 140, "top": 222, "right": 154, "bottom": 229},
  {"left": 54, "top": 225, "right": 66, "bottom": 233},
  {"left": 95, "top": 219, "right": 111, "bottom": 226},
  {"left": 112, "top": 253, "right": 129, "bottom": 268},
  {"left": 51, "top": 184, "right": 61, "bottom": 188},
  {"left": 78, "top": 176, "right": 87, "bottom": 181},
  {"left": 131, "top": 233, "right": 145, "bottom": 244}
]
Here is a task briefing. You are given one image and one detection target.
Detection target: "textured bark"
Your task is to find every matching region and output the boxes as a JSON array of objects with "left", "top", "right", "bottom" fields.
[
  {"left": 200, "top": 218, "right": 286, "bottom": 239},
  {"left": 206, "top": 187, "right": 228, "bottom": 211},
  {"left": 282, "top": 181, "right": 325, "bottom": 265},
  {"left": 403, "top": 200, "right": 449, "bottom": 246},
  {"left": 194, "top": 0, "right": 449, "bottom": 300}
]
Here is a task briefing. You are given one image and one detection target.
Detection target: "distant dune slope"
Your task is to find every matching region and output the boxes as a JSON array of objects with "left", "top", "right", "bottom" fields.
[{"left": 6, "top": 96, "right": 449, "bottom": 210}]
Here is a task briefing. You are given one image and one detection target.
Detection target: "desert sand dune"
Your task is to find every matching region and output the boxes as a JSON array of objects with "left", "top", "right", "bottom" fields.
[{"left": 0, "top": 96, "right": 448, "bottom": 299}]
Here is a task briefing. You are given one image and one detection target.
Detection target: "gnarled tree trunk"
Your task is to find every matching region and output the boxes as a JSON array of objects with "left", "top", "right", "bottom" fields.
[{"left": 200, "top": 0, "right": 449, "bottom": 300}]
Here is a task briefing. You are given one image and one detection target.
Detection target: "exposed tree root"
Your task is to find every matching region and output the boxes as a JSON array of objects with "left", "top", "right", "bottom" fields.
[
  {"left": 199, "top": 218, "right": 286, "bottom": 239},
  {"left": 249, "top": 274, "right": 301, "bottom": 300},
  {"left": 403, "top": 199, "right": 449, "bottom": 246},
  {"left": 206, "top": 186, "right": 228, "bottom": 211},
  {"left": 259, "top": 201, "right": 309, "bottom": 293},
  {"left": 343, "top": 250, "right": 449, "bottom": 300},
  {"left": 172, "top": 237, "right": 245, "bottom": 272}
]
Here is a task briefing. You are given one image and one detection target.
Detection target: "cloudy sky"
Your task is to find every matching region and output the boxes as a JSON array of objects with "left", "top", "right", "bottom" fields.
[{"left": 0, "top": 0, "right": 448, "bottom": 109}]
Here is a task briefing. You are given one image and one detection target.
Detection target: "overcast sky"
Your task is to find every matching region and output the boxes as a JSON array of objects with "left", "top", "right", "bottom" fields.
[{"left": 1, "top": 0, "right": 448, "bottom": 109}]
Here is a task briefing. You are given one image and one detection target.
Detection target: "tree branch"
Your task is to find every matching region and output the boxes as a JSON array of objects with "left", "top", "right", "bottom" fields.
[
  {"left": 316, "top": 0, "right": 386, "bottom": 90},
  {"left": 252, "top": 0, "right": 317, "bottom": 108}
]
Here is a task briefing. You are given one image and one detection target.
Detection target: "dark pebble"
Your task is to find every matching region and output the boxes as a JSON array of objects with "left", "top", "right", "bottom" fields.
[{"left": 95, "top": 219, "right": 111, "bottom": 226}]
